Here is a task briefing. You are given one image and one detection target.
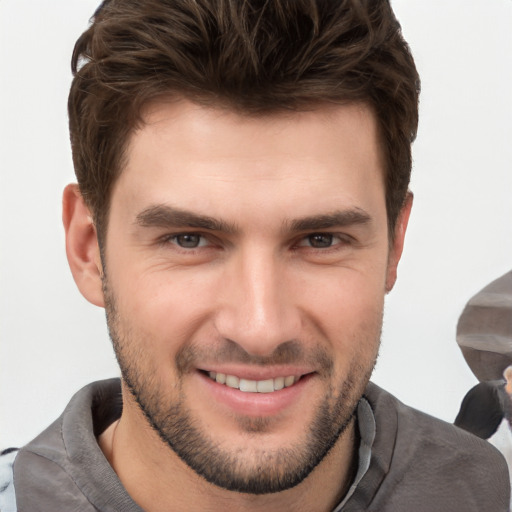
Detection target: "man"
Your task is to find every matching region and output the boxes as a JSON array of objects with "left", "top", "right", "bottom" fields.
[
  {"left": 455, "top": 270, "right": 512, "bottom": 503},
  {"left": 0, "top": 0, "right": 509, "bottom": 511},
  {"left": 457, "top": 270, "right": 512, "bottom": 383}
]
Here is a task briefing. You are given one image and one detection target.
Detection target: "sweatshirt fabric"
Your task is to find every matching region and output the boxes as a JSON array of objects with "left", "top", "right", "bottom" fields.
[{"left": 1, "top": 378, "right": 509, "bottom": 511}]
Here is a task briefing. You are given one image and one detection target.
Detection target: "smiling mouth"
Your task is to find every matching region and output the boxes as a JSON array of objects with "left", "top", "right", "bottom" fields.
[{"left": 205, "top": 371, "right": 303, "bottom": 393}]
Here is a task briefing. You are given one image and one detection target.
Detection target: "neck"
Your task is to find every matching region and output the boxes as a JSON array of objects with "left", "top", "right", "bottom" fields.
[{"left": 98, "top": 392, "right": 358, "bottom": 512}]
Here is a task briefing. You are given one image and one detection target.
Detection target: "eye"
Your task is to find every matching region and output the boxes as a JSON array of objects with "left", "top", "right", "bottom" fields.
[
  {"left": 308, "top": 233, "right": 333, "bottom": 248},
  {"left": 295, "top": 232, "right": 355, "bottom": 251},
  {"left": 171, "top": 233, "right": 209, "bottom": 249},
  {"left": 298, "top": 233, "right": 338, "bottom": 249}
]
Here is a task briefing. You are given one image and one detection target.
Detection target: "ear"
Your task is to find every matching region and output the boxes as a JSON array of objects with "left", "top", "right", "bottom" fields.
[
  {"left": 385, "top": 192, "right": 413, "bottom": 293},
  {"left": 62, "top": 184, "right": 105, "bottom": 307}
]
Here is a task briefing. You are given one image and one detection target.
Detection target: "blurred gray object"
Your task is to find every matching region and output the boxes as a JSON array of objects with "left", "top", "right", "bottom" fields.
[{"left": 457, "top": 270, "right": 512, "bottom": 382}]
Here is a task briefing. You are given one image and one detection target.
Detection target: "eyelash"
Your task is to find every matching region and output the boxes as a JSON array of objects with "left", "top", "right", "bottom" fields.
[
  {"left": 158, "top": 232, "right": 353, "bottom": 252},
  {"left": 295, "top": 233, "right": 352, "bottom": 250},
  {"left": 158, "top": 233, "right": 214, "bottom": 251}
]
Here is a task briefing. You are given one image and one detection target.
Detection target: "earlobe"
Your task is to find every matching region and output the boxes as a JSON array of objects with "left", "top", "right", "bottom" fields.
[
  {"left": 385, "top": 192, "right": 413, "bottom": 293},
  {"left": 62, "top": 184, "right": 105, "bottom": 307}
]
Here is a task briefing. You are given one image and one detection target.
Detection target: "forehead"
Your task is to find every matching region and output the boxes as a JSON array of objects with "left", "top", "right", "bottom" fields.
[
  {"left": 135, "top": 99, "right": 382, "bottom": 165},
  {"left": 111, "top": 99, "right": 386, "bottom": 227}
]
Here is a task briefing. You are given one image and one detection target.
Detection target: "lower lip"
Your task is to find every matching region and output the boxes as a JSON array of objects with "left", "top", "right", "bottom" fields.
[{"left": 196, "top": 371, "right": 314, "bottom": 417}]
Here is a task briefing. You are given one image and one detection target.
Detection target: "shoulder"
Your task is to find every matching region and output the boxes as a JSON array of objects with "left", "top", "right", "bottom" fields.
[
  {"left": 6, "top": 379, "right": 138, "bottom": 512},
  {"left": 352, "top": 382, "right": 510, "bottom": 512},
  {"left": 365, "top": 381, "right": 507, "bottom": 457}
]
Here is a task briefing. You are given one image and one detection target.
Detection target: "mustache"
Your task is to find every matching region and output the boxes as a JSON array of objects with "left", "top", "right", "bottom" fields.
[{"left": 176, "top": 339, "right": 334, "bottom": 375}]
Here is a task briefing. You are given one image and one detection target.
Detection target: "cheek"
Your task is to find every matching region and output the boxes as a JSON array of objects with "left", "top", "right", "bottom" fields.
[
  {"left": 299, "top": 265, "right": 386, "bottom": 323},
  {"left": 111, "top": 268, "right": 217, "bottom": 351},
  {"left": 299, "top": 269, "right": 385, "bottom": 362}
]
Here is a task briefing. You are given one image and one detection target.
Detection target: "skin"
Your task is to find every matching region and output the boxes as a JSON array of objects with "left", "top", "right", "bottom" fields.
[
  {"left": 505, "top": 366, "right": 512, "bottom": 395},
  {"left": 63, "top": 99, "right": 412, "bottom": 512}
]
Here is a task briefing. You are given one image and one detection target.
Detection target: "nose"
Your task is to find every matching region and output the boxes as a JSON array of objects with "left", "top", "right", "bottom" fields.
[{"left": 214, "top": 245, "right": 302, "bottom": 357}]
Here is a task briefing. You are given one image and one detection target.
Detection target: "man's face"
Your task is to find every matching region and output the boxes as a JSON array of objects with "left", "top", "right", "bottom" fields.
[{"left": 101, "top": 100, "right": 405, "bottom": 493}]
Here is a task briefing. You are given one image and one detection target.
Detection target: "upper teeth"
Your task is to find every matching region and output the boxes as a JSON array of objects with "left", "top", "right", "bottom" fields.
[{"left": 208, "top": 372, "right": 298, "bottom": 393}]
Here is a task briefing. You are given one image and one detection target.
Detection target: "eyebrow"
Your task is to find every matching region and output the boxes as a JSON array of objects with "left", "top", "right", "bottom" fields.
[
  {"left": 287, "top": 208, "right": 372, "bottom": 232},
  {"left": 135, "top": 204, "right": 371, "bottom": 235},
  {"left": 135, "top": 204, "right": 238, "bottom": 233}
]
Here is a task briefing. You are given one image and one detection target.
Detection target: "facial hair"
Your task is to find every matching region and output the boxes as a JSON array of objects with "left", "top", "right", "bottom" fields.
[{"left": 103, "top": 277, "right": 378, "bottom": 494}]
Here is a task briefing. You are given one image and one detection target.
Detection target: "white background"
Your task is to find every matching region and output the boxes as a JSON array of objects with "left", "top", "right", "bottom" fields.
[{"left": 1, "top": 0, "right": 511, "bottom": 447}]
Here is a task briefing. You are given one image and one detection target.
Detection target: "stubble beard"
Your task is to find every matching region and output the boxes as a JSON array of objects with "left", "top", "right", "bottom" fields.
[{"left": 103, "top": 278, "right": 379, "bottom": 495}]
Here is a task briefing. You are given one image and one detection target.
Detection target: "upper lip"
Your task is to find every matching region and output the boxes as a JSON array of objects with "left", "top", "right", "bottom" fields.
[{"left": 197, "top": 365, "right": 315, "bottom": 381}]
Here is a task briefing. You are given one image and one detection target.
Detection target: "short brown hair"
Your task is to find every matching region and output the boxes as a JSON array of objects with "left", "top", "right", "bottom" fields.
[{"left": 69, "top": 0, "right": 420, "bottom": 242}]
